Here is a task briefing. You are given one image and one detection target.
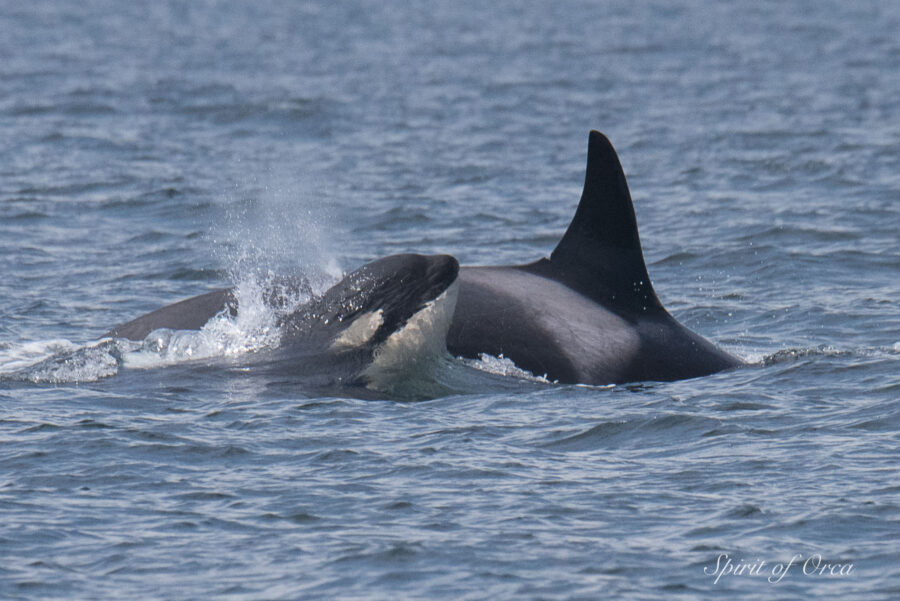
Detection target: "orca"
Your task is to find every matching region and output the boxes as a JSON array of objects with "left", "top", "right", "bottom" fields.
[
  {"left": 106, "top": 131, "right": 741, "bottom": 389},
  {"left": 447, "top": 131, "right": 743, "bottom": 384},
  {"left": 107, "top": 254, "right": 460, "bottom": 389}
]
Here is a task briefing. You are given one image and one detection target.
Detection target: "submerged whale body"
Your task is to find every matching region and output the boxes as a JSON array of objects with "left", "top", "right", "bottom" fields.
[
  {"left": 448, "top": 131, "right": 743, "bottom": 384},
  {"left": 108, "top": 254, "right": 460, "bottom": 389}
]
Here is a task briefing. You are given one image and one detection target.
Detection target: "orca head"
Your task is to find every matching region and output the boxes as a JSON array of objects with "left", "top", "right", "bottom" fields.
[{"left": 281, "top": 253, "right": 460, "bottom": 354}]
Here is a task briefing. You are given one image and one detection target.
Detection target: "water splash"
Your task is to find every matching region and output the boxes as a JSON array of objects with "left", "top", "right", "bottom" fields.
[
  {"left": 213, "top": 172, "right": 343, "bottom": 287},
  {"left": 462, "top": 353, "right": 553, "bottom": 384},
  {"left": 118, "top": 172, "right": 349, "bottom": 371},
  {"left": 122, "top": 271, "right": 325, "bottom": 369}
]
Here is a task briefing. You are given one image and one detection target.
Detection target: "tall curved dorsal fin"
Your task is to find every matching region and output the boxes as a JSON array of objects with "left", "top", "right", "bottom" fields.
[{"left": 526, "top": 131, "right": 663, "bottom": 315}]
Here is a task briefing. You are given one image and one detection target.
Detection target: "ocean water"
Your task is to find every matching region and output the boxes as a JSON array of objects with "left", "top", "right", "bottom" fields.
[{"left": 1, "top": 1, "right": 898, "bottom": 599}]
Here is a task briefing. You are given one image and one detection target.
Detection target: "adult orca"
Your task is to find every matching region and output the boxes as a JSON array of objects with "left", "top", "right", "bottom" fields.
[
  {"left": 106, "top": 254, "right": 460, "bottom": 389},
  {"left": 446, "top": 131, "right": 743, "bottom": 385}
]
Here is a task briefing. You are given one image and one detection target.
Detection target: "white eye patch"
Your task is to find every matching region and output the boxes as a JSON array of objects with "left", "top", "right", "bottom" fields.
[{"left": 329, "top": 309, "right": 384, "bottom": 350}]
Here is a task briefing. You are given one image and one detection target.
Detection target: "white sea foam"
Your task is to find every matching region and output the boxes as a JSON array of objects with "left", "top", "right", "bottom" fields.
[
  {"left": 0, "top": 339, "right": 122, "bottom": 384},
  {"left": 0, "top": 339, "right": 80, "bottom": 373},
  {"left": 462, "top": 352, "right": 552, "bottom": 384}
]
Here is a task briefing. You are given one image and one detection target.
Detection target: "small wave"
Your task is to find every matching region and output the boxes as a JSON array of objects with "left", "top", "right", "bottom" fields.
[
  {"left": 651, "top": 251, "right": 699, "bottom": 267},
  {"left": 758, "top": 345, "right": 853, "bottom": 366},
  {"left": 0, "top": 339, "right": 78, "bottom": 373},
  {"left": 8, "top": 101, "right": 117, "bottom": 117},
  {"left": 0, "top": 339, "right": 123, "bottom": 384},
  {"left": 740, "top": 344, "right": 899, "bottom": 368},
  {"left": 541, "top": 413, "right": 725, "bottom": 452},
  {"left": 736, "top": 224, "right": 861, "bottom": 244}
]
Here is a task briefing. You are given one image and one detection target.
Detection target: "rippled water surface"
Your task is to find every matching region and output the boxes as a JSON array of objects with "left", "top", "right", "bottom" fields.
[{"left": 2, "top": 1, "right": 898, "bottom": 599}]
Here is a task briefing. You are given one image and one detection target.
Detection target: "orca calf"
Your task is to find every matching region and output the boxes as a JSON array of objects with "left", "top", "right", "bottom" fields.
[
  {"left": 107, "top": 254, "right": 460, "bottom": 389},
  {"left": 447, "top": 131, "right": 743, "bottom": 384}
]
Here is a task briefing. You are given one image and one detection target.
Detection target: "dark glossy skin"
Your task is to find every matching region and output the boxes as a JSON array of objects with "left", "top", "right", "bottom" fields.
[{"left": 446, "top": 131, "right": 743, "bottom": 385}]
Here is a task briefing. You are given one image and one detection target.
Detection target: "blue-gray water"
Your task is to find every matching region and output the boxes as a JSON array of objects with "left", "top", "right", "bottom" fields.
[{"left": 1, "top": 1, "right": 898, "bottom": 599}]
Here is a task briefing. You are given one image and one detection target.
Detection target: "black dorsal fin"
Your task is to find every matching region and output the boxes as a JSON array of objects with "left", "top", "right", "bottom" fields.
[{"left": 525, "top": 131, "right": 663, "bottom": 314}]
